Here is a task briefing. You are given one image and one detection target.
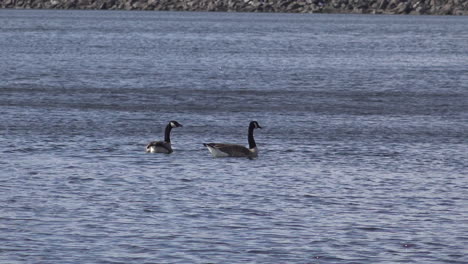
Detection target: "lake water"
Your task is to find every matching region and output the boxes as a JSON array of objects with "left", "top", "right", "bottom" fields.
[{"left": 0, "top": 9, "right": 467, "bottom": 264}]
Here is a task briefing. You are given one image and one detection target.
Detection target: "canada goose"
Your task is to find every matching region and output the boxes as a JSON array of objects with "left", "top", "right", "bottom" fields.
[
  {"left": 203, "top": 121, "right": 262, "bottom": 158},
  {"left": 146, "top": 121, "right": 183, "bottom": 154}
]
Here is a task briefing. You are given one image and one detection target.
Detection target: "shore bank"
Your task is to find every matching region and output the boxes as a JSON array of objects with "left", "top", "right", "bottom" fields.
[{"left": 1, "top": 0, "right": 467, "bottom": 15}]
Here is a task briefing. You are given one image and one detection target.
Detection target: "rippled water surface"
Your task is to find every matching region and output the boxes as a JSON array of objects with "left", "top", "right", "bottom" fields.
[{"left": 1, "top": 9, "right": 467, "bottom": 263}]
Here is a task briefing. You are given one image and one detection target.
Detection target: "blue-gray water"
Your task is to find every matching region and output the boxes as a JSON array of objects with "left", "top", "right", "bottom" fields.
[{"left": 1, "top": 9, "right": 467, "bottom": 264}]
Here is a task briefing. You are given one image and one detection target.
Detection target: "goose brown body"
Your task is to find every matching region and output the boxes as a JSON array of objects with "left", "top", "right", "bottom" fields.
[
  {"left": 146, "top": 121, "right": 182, "bottom": 154},
  {"left": 203, "top": 121, "right": 262, "bottom": 158}
]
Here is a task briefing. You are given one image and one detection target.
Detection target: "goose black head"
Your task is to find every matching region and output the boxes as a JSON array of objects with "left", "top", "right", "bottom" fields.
[
  {"left": 169, "top": 121, "right": 183, "bottom": 128},
  {"left": 250, "top": 121, "right": 262, "bottom": 129}
]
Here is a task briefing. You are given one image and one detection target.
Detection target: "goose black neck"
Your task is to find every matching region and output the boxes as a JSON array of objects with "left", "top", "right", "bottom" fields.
[
  {"left": 248, "top": 125, "right": 256, "bottom": 149},
  {"left": 164, "top": 124, "right": 173, "bottom": 142}
]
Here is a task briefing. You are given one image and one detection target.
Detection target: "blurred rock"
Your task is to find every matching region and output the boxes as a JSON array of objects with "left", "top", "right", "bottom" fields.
[{"left": 2, "top": 0, "right": 467, "bottom": 15}]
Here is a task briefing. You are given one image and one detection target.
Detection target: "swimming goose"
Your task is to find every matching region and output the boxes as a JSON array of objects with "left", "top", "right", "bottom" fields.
[
  {"left": 203, "top": 121, "right": 262, "bottom": 158},
  {"left": 146, "top": 121, "right": 183, "bottom": 154}
]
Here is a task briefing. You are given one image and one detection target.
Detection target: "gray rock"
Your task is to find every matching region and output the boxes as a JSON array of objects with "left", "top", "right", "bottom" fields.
[
  {"left": 1, "top": 0, "right": 467, "bottom": 15},
  {"left": 395, "top": 2, "right": 411, "bottom": 13}
]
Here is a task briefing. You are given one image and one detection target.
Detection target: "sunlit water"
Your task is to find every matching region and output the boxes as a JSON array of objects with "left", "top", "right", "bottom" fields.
[{"left": 0, "top": 9, "right": 467, "bottom": 263}]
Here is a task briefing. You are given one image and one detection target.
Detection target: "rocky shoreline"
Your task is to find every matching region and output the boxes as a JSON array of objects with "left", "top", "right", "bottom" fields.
[{"left": 2, "top": 0, "right": 467, "bottom": 15}]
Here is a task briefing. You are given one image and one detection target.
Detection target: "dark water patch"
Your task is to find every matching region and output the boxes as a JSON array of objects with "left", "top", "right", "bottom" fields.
[
  {"left": 180, "top": 178, "right": 194, "bottom": 182},
  {"left": 356, "top": 226, "right": 385, "bottom": 232},
  {"left": 67, "top": 176, "right": 95, "bottom": 183}
]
